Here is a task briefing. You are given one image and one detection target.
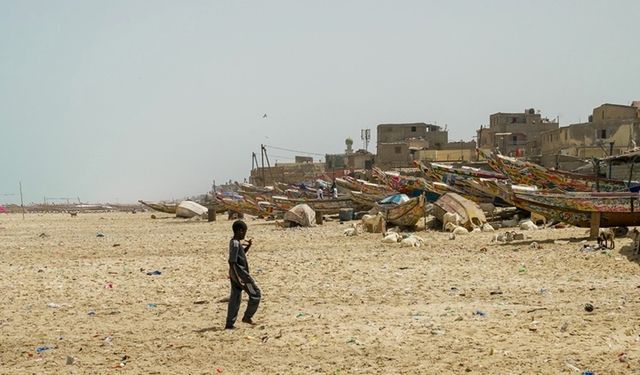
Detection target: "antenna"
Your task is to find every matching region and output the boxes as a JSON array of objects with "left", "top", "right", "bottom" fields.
[{"left": 360, "top": 129, "right": 371, "bottom": 151}]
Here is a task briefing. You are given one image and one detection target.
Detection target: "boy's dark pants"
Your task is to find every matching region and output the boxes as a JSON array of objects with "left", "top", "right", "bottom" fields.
[{"left": 226, "top": 279, "right": 261, "bottom": 327}]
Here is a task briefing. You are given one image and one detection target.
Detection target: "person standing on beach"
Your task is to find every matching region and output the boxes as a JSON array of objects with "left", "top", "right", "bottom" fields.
[
  {"left": 225, "top": 220, "right": 261, "bottom": 329},
  {"left": 331, "top": 181, "right": 338, "bottom": 199}
]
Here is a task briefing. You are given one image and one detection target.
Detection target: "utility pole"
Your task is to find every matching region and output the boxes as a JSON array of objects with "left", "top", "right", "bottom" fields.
[{"left": 19, "top": 182, "right": 24, "bottom": 219}]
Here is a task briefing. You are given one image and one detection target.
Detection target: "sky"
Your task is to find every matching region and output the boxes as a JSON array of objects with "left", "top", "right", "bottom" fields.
[{"left": 1, "top": 0, "right": 639, "bottom": 204}]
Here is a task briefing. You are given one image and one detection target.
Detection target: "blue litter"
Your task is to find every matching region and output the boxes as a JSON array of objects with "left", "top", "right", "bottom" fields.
[
  {"left": 147, "top": 303, "right": 157, "bottom": 308},
  {"left": 473, "top": 310, "right": 487, "bottom": 317},
  {"left": 36, "top": 345, "right": 51, "bottom": 353}
]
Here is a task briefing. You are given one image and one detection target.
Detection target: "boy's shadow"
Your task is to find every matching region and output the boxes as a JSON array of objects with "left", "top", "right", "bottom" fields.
[{"left": 193, "top": 326, "right": 223, "bottom": 334}]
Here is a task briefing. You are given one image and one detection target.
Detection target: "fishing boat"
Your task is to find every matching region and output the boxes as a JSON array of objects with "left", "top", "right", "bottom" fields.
[
  {"left": 272, "top": 196, "right": 355, "bottom": 214},
  {"left": 176, "top": 201, "right": 208, "bottom": 218},
  {"left": 335, "top": 176, "right": 395, "bottom": 196},
  {"left": 374, "top": 194, "right": 426, "bottom": 227},
  {"left": 372, "top": 168, "right": 440, "bottom": 200},
  {"left": 348, "top": 191, "right": 386, "bottom": 209},
  {"left": 483, "top": 151, "right": 640, "bottom": 192},
  {"left": 138, "top": 200, "right": 177, "bottom": 214},
  {"left": 432, "top": 193, "right": 487, "bottom": 230},
  {"left": 508, "top": 189, "right": 640, "bottom": 227},
  {"left": 216, "top": 194, "right": 275, "bottom": 217}
]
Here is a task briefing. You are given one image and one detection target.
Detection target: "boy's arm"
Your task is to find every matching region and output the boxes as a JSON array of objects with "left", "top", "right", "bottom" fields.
[{"left": 243, "top": 239, "right": 252, "bottom": 253}]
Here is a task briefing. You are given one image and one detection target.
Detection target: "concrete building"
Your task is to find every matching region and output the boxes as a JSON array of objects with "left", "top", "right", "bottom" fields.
[
  {"left": 527, "top": 102, "right": 640, "bottom": 169},
  {"left": 477, "top": 108, "right": 559, "bottom": 157},
  {"left": 376, "top": 123, "right": 448, "bottom": 168}
]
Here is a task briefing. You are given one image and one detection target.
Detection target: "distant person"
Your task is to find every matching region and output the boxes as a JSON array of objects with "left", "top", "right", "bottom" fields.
[
  {"left": 331, "top": 181, "right": 338, "bottom": 199},
  {"left": 316, "top": 187, "right": 324, "bottom": 200},
  {"left": 225, "top": 220, "right": 261, "bottom": 329}
]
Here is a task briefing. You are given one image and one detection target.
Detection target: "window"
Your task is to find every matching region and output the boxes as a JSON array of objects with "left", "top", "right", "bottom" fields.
[
  {"left": 512, "top": 135, "right": 517, "bottom": 145},
  {"left": 394, "top": 146, "right": 401, "bottom": 154},
  {"left": 599, "top": 129, "right": 607, "bottom": 139},
  {"left": 411, "top": 126, "right": 416, "bottom": 132}
]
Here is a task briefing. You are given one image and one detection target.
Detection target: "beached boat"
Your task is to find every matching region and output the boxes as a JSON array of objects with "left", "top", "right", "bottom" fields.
[
  {"left": 335, "top": 176, "right": 395, "bottom": 196},
  {"left": 508, "top": 189, "right": 640, "bottom": 227},
  {"left": 417, "top": 161, "right": 507, "bottom": 182},
  {"left": 432, "top": 193, "right": 487, "bottom": 230},
  {"left": 272, "top": 196, "right": 355, "bottom": 214},
  {"left": 176, "top": 201, "right": 208, "bottom": 218},
  {"left": 216, "top": 194, "right": 275, "bottom": 217},
  {"left": 138, "top": 200, "right": 178, "bottom": 214},
  {"left": 483, "top": 151, "right": 640, "bottom": 192},
  {"left": 348, "top": 191, "right": 385, "bottom": 209},
  {"left": 374, "top": 194, "right": 426, "bottom": 227},
  {"left": 372, "top": 168, "right": 439, "bottom": 199}
]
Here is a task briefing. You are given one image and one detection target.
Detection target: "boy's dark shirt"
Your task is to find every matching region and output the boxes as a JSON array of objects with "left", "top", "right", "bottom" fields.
[{"left": 228, "top": 239, "right": 252, "bottom": 284}]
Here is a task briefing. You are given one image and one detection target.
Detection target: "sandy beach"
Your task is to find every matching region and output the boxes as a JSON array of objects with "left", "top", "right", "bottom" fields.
[{"left": 1, "top": 212, "right": 640, "bottom": 374}]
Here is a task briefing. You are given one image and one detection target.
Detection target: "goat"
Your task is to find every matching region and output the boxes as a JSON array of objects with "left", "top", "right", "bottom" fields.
[
  {"left": 400, "top": 235, "right": 424, "bottom": 248},
  {"left": 519, "top": 219, "right": 538, "bottom": 231},
  {"left": 361, "top": 213, "right": 386, "bottom": 234},
  {"left": 442, "top": 212, "right": 462, "bottom": 231},
  {"left": 445, "top": 222, "right": 469, "bottom": 235},
  {"left": 597, "top": 228, "right": 615, "bottom": 249}
]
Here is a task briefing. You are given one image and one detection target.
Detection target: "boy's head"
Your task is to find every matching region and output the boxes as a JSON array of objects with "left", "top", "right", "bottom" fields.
[{"left": 232, "top": 220, "right": 247, "bottom": 239}]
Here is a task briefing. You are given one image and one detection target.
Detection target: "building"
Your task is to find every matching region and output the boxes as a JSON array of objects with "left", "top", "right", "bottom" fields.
[
  {"left": 528, "top": 102, "right": 640, "bottom": 168},
  {"left": 477, "top": 108, "right": 559, "bottom": 157},
  {"left": 376, "top": 123, "right": 448, "bottom": 168}
]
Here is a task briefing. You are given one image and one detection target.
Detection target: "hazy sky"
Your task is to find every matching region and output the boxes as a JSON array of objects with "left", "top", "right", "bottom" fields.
[{"left": 1, "top": 1, "right": 639, "bottom": 204}]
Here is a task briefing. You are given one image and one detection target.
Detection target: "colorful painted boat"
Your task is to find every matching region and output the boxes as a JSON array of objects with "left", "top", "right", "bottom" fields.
[
  {"left": 272, "top": 196, "right": 355, "bottom": 214},
  {"left": 483, "top": 151, "right": 640, "bottom": 192},
  {"left": 375, "top": 194, "right": 426, "bottom": 227},
  {"left": 372, "top": 167, "right": 438, "bottom": 199},
  {"left": 432, "top": 193, "right": 487, "bottom": 230},
  {"left": 216, "top": 194, "right": 275, "bottom": 217},
  {"left": 348, "top": 191, "right": 385, "bottom": 209},
  {"left": 509, "top": 189, "right": 640, "bottom": 227},
  {"left": 335, "top": 176, "right": 395, "bottom": 196}
]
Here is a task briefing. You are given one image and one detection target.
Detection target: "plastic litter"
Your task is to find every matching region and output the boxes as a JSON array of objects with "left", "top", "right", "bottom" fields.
[
  {"left": 36, "top": 345, "right": 51, "bottom": 353},
  {"left": 47, "top": 302, "right": 60, "bottom": 308},
  {"left": 146, "top": 270, "right": 162, "bottom": 276},
  {"left": 66, "top": 356, "right": 75, "bottom": 365},
  {"left": 518, "top": 265, "right": 527, "bottom": 274},
  {"left": 584, "top": 303, "right": 594, "bottom": 312},
  {"left": 147, "top": 303, "right": 157, "bottom": 309},
  {"left": 96, "top": 233, "right": 105, "bottom": 237},
  {"left": 473, "top": 310, "right": 487, "bottom": 317},
  {"left": 88, "top": 310, "right": 96, "bottom": 316},
  {"left": 296, "top": 312, "right": 305, "bottom": 318}
]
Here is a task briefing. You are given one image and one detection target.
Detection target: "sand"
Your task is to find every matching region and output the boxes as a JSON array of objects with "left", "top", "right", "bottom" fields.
[{"left": 1, "top": 212, "right": 640, "bottom": 374}]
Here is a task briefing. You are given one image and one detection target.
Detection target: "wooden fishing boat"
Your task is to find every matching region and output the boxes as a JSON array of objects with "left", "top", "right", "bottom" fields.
[
  {"left": 348, "top": 191, "right": 385, "bottom": 209},
  {"left": 273, "top": 196, "right": 355, "bottom": 214},
  {"left": 176, "top": 201, "right": 208, "bottom": 218},
  {"left": 413, "top": 161, "right": 499, "bottom": 204},
  {"left": 509, "top": 189, "right": 640, "bottom": 227},
  {"left": 375, "top": 194, "right": 426, "bottom": 227},
  {"left": 138, "top": 200, "right": 177, "bottom": 214},
  {"left": 483, "top": 151, "right": 640, "bottom": 192},
  {"left": 432, "top": 193, "right": 487, "bottom": 230},
  {"left": 216, "top": 194, "right": 275, "bottom": 217},
  {"left": 335, "top": 176, "right": 395, "bottom": 196},
  {"left": 416, "top": 161, "right": 507, "bottom": 182},
  {"left": 372, "top": 167, "right": 439, "bottom": 199}
]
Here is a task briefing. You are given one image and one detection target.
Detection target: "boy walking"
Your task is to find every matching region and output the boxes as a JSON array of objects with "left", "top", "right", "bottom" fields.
[{"left": 225, "top": 220, "right": 261, "bottom": 329}]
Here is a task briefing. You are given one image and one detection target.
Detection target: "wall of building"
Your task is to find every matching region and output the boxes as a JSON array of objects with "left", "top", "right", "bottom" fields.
[
  {"left": 417, "top": 148, "right": 476, "bottom": 162},
  {"left": 593, "top": 104, "right": 638, "bottom": 123},
  {"left": 376, "top": 143, "right": 412, "bottom": 168},
  {"left": 377, "top": 123, "right": 429, "bottom": 143}
]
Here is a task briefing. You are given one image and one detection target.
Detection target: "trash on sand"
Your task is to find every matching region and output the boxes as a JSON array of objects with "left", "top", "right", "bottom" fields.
[
  {"left": 296, "top": 312, "right": 305, "bottom": 318},
  {"left": 473, "top": 310, "right": 487, "bottom": 317},
  {"left": 66, "top": 356, "right": 75, "bottom": 365},
  {"left": 47, "top": 303, "right": 60, "bottom": 308},
  {"left": 36, "top": 345, "right": 52, "bottom": 353},
  {"left": 105, "top": 282, "right": 113, "bottom": 289},
  {"left": 584, "top": 303, "right": 594, "bottom": 312},
  {"left": 147, "top": 303, "right": 157, "bottom": 309},
  {"left": 96, "top": 233, "right": 105, "bottom": 237},
  {"left": 146, "top": 270, "right": 162, "bottom": 276},
  {"left": 88, "top": 310, "right": 96, "bottom": 316},
  {"left": 518, "top": 265, "right": 527, "bottom": 274}
]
